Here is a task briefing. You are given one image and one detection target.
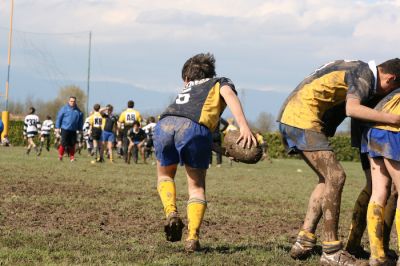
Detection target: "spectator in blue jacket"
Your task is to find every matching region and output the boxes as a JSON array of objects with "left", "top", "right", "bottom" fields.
[
  {"left": 0, "top": 119, "right": 3, "bottom": 143},
  {"left": 55, "top": 96, "right": 83, "bottom": 161}
]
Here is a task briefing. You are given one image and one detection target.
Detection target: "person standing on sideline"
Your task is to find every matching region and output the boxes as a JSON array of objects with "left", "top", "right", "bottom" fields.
[
  {"left": 0, "top": 118, "right": 3, "bottom": 143},
  {"left": 55, "top": 96, "right": 84, "bottom": 162}
]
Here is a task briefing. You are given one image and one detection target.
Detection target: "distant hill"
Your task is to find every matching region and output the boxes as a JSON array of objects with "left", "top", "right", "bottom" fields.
[{"left": 3, "top": 72, "right": 290, "bottom": 121}]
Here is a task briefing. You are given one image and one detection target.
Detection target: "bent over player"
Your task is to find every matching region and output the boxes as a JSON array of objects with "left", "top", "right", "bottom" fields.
[
  {"left": 155, "top": 53, "right": 256, "bottom": 252},
  {"left": 278, "top": 59, "right": 400, "bottom": 265},
  {"left": 363, "top": 88, "right": 400, "bottom": 266}
]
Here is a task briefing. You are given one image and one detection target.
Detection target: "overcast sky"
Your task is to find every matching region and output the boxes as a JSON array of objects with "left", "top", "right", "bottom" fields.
[{"left": 0, "top": 0, "right": 400, "bottom": 105}]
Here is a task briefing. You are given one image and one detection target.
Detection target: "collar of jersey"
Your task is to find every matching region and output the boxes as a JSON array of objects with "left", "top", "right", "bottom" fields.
[
  {"left": 185, "top": 78, "right": 211, "bottom": 88},
  {"left": 368, "top": 60, "right": 377, "bottom": 94}
]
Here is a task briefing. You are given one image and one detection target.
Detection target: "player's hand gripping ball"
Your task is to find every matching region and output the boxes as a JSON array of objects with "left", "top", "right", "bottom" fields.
[{"left": 221, "top": 130, "right": 263, "bottom": 164}]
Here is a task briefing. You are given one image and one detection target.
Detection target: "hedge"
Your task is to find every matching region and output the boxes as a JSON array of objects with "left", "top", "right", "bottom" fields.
[{"left": 6, "top": 121, "right": 360, "bottom": 162}]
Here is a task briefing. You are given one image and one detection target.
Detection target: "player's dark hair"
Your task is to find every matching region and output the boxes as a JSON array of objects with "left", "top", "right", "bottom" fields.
[
  {"left": 46, "top": 115, "right": 51, "bottom": 120},
  {"left": 128, "top": 100, "right": 134, "bottom": 108},
  {"left": 93, "top": 104, "right": 100, "bottom": 111},
  {"left": 181, "top": 53, "right": 216, "bottom": 81},
  {"left": 29, "top": 107, "right": 35, "bottom": 114},
  {"left": 133, "top": 121, "right": 140, "bottom": 127},
  {"left": 378, "top": 58, "right": 400, "bottom": 86},
  {"left": 106, "top": 104, "right": 113, "bottom": 110},
  {"left": 148, "top": 116, "right": 156, "bottom": 123}
]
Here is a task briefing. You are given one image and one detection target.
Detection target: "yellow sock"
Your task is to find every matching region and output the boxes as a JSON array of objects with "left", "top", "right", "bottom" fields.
[
  {"left": 187, "top": 198, "right": 207, "bottom": 241},
  {"left": 157, "top": 180, "right": 177, "bottom": 217},
  {"left": 322, "top": 240, "right": 342, "bottom": 254},
  {"left": 395, "top": 209, "right": 400, "bottom": 252},
  {"left": 298, "top": 229, "right": 316, "bottom": 240},
  {"left": 297, "top": 230, "right": 316, "bottom": 248},
  {"left": 367, "top": 202, "right": 385, "bottom": 260}
]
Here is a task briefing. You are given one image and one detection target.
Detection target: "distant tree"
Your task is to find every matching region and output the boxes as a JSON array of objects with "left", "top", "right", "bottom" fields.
[{"left": 251, "top": 111, "right": 276, "bottom": 133}]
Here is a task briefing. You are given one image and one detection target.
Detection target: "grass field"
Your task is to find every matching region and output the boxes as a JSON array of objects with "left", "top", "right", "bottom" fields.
[{"left": 0, "top": 146, "right": 385, "bottom": 265}]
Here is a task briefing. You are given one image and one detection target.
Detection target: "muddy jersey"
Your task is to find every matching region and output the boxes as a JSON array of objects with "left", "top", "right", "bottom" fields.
[
  {"left": 372, "top": 88, "right": 400, "bottom": 132},
  {"left": 278, "top": 60, "right": 378, "bottom": 137},
  {"left": 41, "top": 120, "right": 54, "bottom": 135},
  {"left": 118, "top": 108, "right": 142, "bottom": 128},
  {"left": 24, "top": 114, "right": 41, "bottom": 135},
  {"left": 161, "top": 77, "right": 236, "bottom": 132},
  {"left": 88, "top": 112, "right": 103, "bottom": 129}
]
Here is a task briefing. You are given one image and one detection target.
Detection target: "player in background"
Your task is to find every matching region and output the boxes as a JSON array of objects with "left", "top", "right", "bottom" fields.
[
  {"left": 127, "top": 121, "right": 147, "bottom": 164},
  {"left": 255, "top": 131, "right": 272, "bottom": 163},
  {"left": 142, "top": 116, "right": 157, "bottom": 160},
  {"left": 88, "top": 104, "right": 104, "bottom": 163},
  {"left": 278, "top": 59, "right": 400, "bottom": 266},
  {"left": 101, "top": 104, "right": 117, "bottom": 163},
  {"left": 118, "top": 100, "right": 142, "bottom": 163},
  {"left": 24, "top": 107, "right": 41, "bottom": 155},
  {"left": 82, "top": 116, "right": 93, "bottom": 156},
  {"left": 155, "top": 53, "right": 256, "bottom": 252},
  {"left": 39, "top": 115, "right": 54, "bottom": 154},
  {"left": 209, "top": 118, "right": 228, "bottom": 167}
]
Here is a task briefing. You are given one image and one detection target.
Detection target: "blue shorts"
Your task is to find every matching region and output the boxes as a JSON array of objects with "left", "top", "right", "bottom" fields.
[
  {"left": 101, "top": 130, "right": 115, "bottom": 142},
  {"left": 367, "top": 128, "right": 400, "bottom": 161},
  {"left": 279, "top": 123, "right": 332, "bottom": 154},
  {"left": 154, "top": 116, "right": 212, "bottom": 169}
]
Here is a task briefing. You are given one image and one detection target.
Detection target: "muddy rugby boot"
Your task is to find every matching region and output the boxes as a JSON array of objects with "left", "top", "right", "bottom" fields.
[
  {"left": 369, "top": 257, "right": 396, "bottom": 266},
  {"left": 164, "top": 212, "right": 184, "bottom": 242},
  {"left": 290, "top": 232, "right": 317, "bottom": 260},
  {"left": 346, "top": 245, "right": 370, "bottom": 260},
  {"left": 320, "top": 249, "right": 368, "bottom": 266},
  {"left": 185, "top": 239, "right": 201, "bottom": 253}
]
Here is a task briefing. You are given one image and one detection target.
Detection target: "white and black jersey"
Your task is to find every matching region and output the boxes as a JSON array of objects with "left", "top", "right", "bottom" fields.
[
  {"left": 41, "top": 119, "right": 54, "bottom": 136},
  {"left": 142, "top": 122, "right": 156, "bottom": 139},
  {"left": 82, "top": 118, "right": 91, "bottom": 140},
  {"left": 24, "top": 114, "right": 41, "bottom": 138}
]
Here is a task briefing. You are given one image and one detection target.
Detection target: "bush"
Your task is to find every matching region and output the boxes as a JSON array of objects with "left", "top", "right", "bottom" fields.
[{"left": 263, "top": 132, "right": 360, "bottom": 162}]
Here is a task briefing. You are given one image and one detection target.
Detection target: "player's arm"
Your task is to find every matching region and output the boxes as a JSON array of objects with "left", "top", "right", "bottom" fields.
[
  {"left": 220, "top": 85, "right": 257, "bottom": 148},
  {"left": 346, "top": 97, "right": 400, "bottom": 124}
]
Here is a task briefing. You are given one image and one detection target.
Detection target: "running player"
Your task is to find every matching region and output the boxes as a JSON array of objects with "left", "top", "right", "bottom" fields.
[
  {"left": 155, "top": 53, "right": 256, "bottom": 252},
  {"left": 24, "top": 107, "right": 41, "bottom": 155},
  {"left": 278, "top": 59, "right": 400, "bottom": 265},
  {"left": 101, "top": 104, "right": 117, "bottom": 163},
  {"left": 88, "top": 104, "right": 104, "bottom": 163},
  {"left": 39, "top": 115, "right": 54, "bottom": 154},
  {"left": 118, "top": 100, "right": 142, "bottom": 163}
]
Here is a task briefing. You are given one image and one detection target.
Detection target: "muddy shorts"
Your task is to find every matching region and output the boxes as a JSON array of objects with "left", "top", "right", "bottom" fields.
[
  {"left": 154, "top": 116, "right": 212, "bottom": 169},
  {"left": 367, "top": 128, "right": 400, "bottom": 161},
  {"left": 279, "top": 123, "right": 332, "bottom": 154}
]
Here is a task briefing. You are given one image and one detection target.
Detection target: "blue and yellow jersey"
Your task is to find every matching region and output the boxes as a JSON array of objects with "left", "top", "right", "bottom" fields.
[
  {"left": 278, "top": 60, "right": 377, "bottom": 136},
  {"left": 88, "top": 112, "right": 103, "bottom": 129},
  {"left": 161, "top": 77, "right": 236, "bottom": 132},
  {"left": 373, "top": 88, "right": 400, "bottom": 132},
  {"left": 118, "top": 108, "right": 142, "bottom": 127}
]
